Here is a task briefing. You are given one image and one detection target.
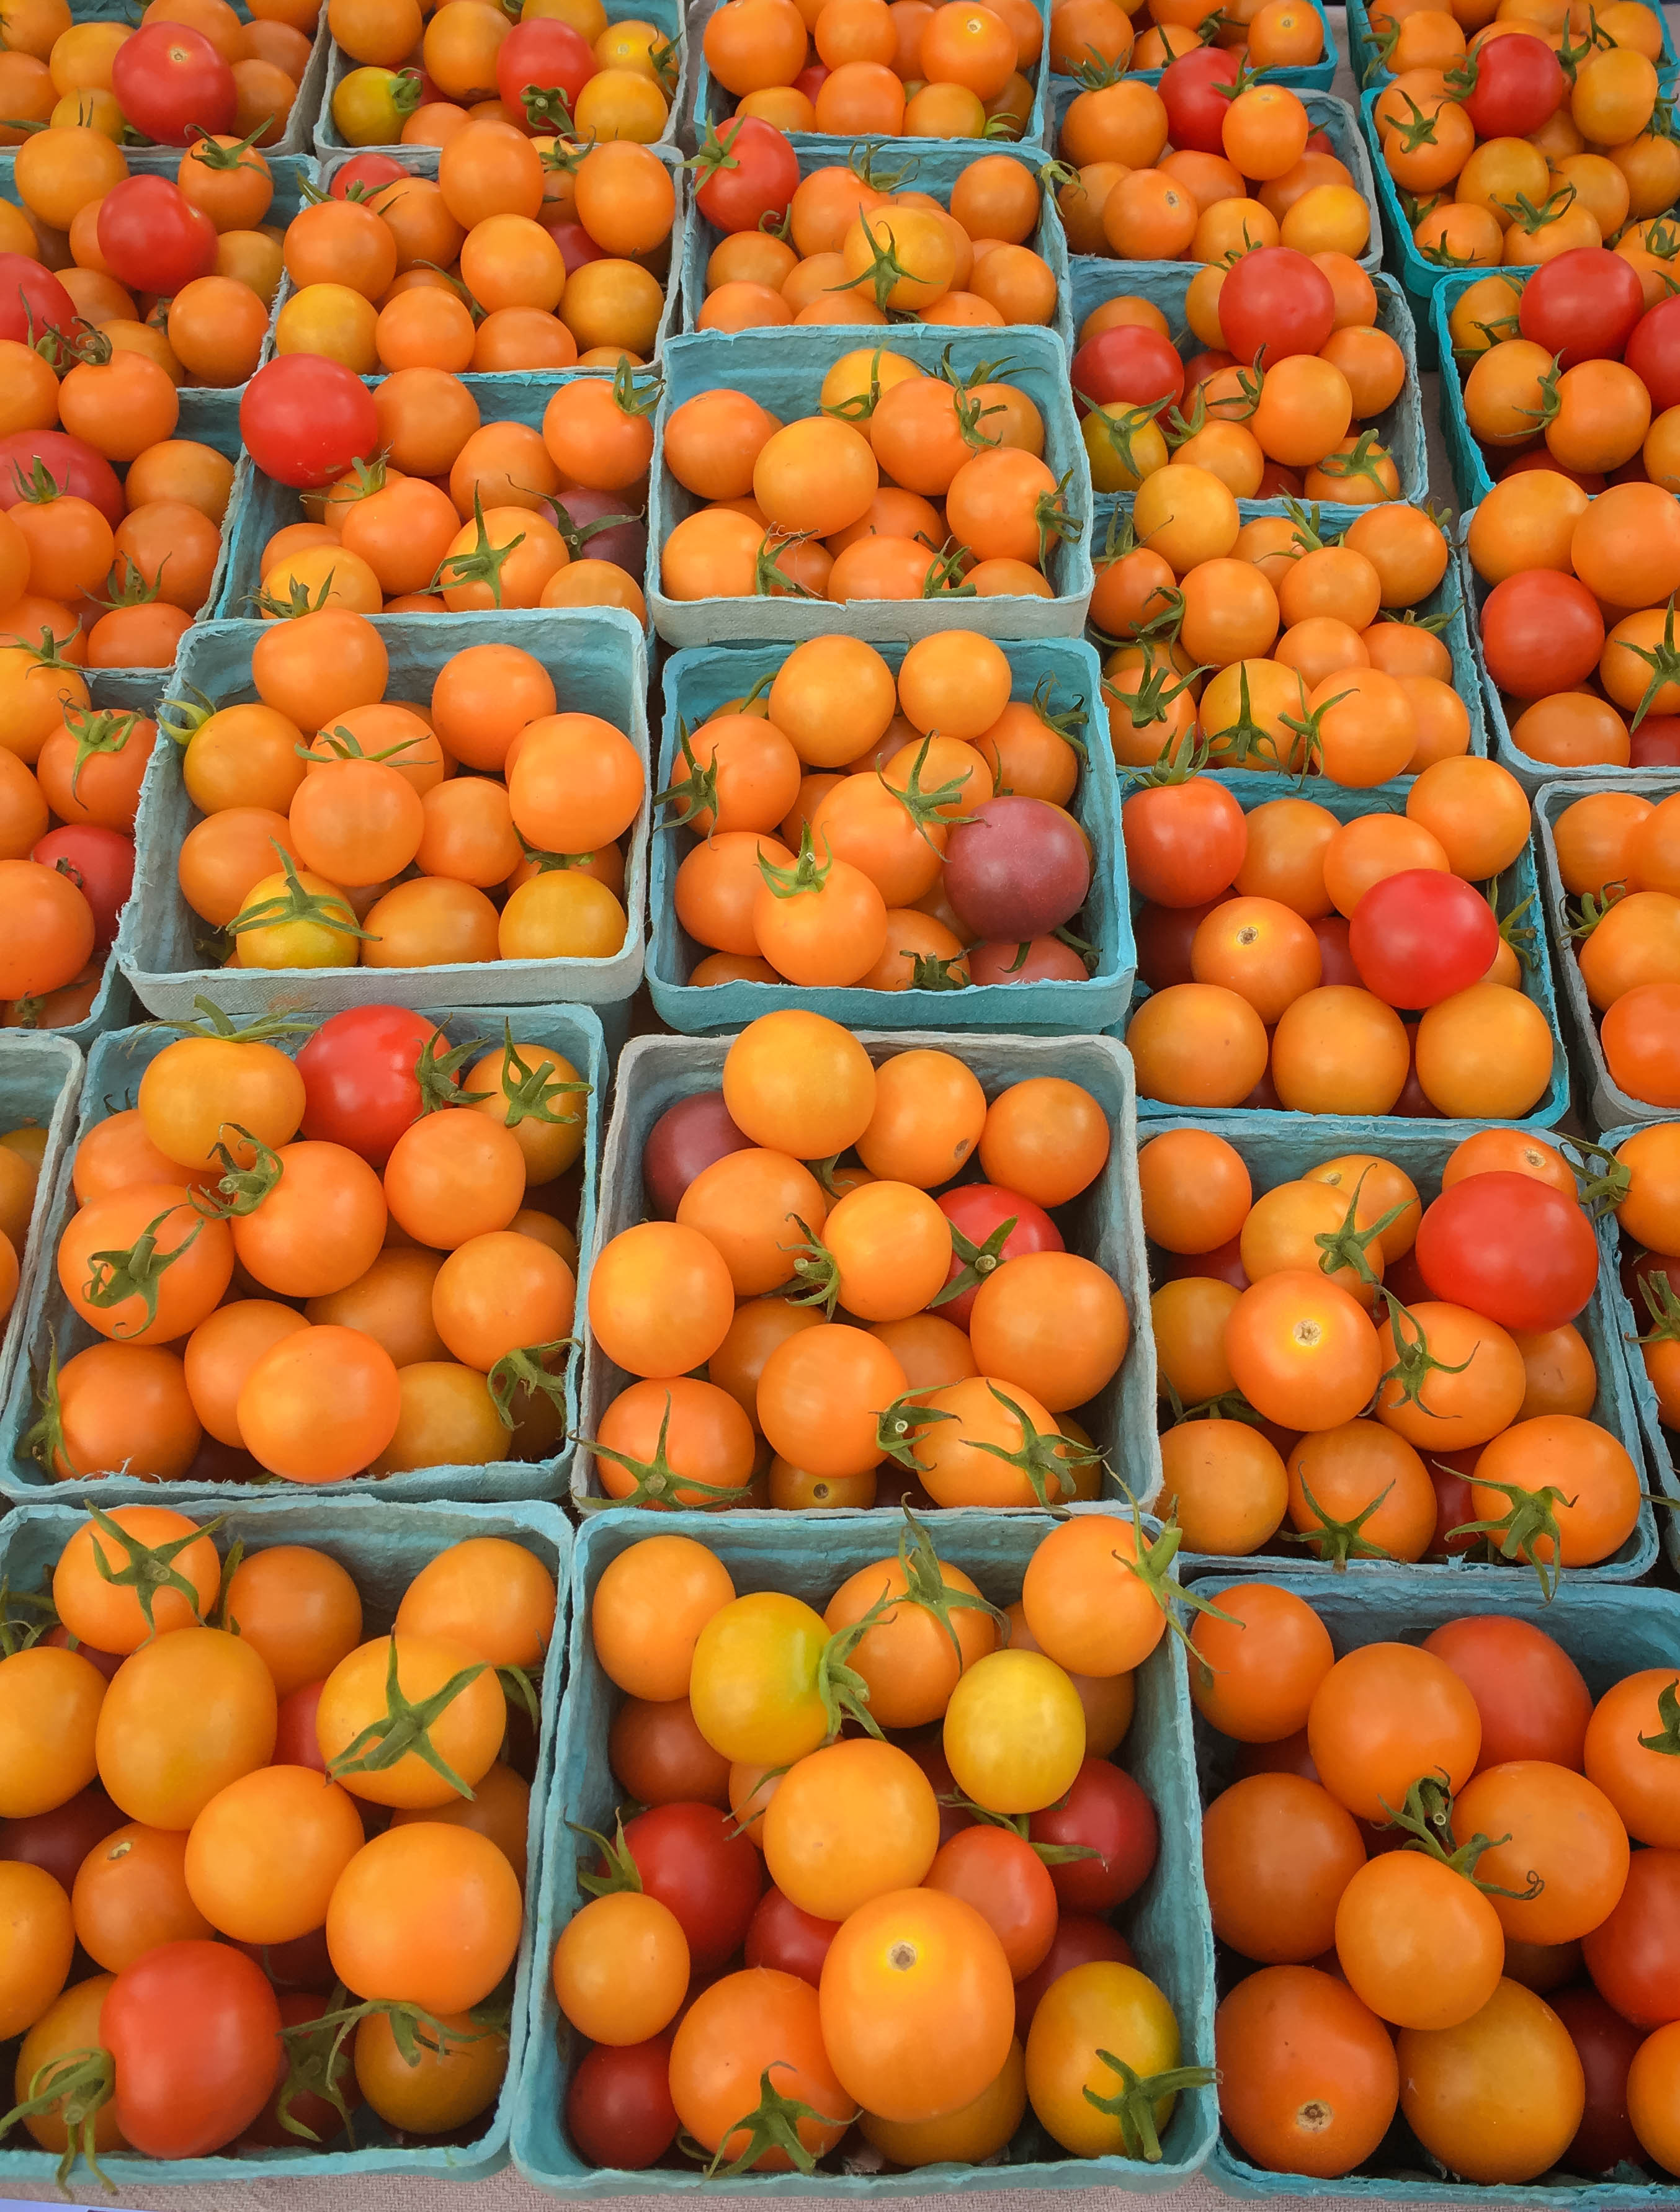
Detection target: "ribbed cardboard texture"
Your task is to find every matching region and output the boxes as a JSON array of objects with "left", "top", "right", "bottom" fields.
[
  {"left": 512, "top": 1505, "right": 1218, "bottom": 2196},
  {"left": 1534, "top": 774, "right": 1680, "bottom": 1130},
  {"left": 678, "top": 139, "right": 1075, "bottom": 353},
  {"left": 647, "top": 323, "right": 1094, "bottom": 643},
  {"left": 0, "top": 1492, "right": 568, "bottom": 2189},
  {"left": 646, "top": 636, "right": 1135, "bottom": 1033},
  {"left": 0, "top": 1033, "right": 81, "bottom": 1422},
  {"left": 117, "top": 609, "right": 650, "bottom": 1019},
  {"left": 1122, "top": 772, "right": 1572, "bottom": 1133},
  {"left": 1183, "top": 1566, "right": 1680, "bottom": 2206},
  {"left": 0, "top": 1008, "right": 603, "bottom": 1504},
  {"left": 1050, "top": 88, "right": 1376, "bottom": 271},
  {"left": 315, "top": 0, "right": 686, "bottom": 158},
  {"left": 571, "top": 1028, "right": 1160, "bottom": 1515},
  {"left": 1142, "top": 1110, "right": 1659, "bottom": 1581}
]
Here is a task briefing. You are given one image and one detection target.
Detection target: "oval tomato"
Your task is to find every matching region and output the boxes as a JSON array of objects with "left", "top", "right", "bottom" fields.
[
  {"left": 1413, "top": 1171, "right": 1599, "bottom": 1333},
  {"left": 102, "top": 1941, "right": 282, "bottom": 2157},
  {"left": 240, "top": 357, "right": 382, "bottom": 491}
]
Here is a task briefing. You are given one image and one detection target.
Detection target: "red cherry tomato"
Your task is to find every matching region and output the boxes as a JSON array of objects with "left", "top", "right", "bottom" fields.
[
  {"left": 1413, "top": 1171, "right": 1599, "bottom": 1333},
  {"left": 694, "top": 116, "right": 799, "bottom": 233},
  {"left": 0, "top": 255, "right": 76, "bottom": 349},
  {"left": 1462, "top": 30, "right": 1565, "bottom": 136},
  {"left": 743, "top": 1887, "right": 839, "bottom": 1986},
  {"left": 96, "top": 176, "right": 217, "bottom": 297},
  {"left": 1069, "top": 325, "right": 1186, "bottom": 417},
  {"left": 565, "top": 2036, "right": 679, "bottom": 2170},
  {"left": 32, "top": 826, "right": 133, "bottom": 952},
  {"left": 110, "top": 22, "right": 238, "bottom": 141},
  {"left": 1159, "top": 44, "right": 1241, "bottom": 153},
  {"left": 0, "top": 429, "right": 123, "bottom": 527},
  {"left": 606, "top": 1803, "right": 764, "bottom": 1973},
  {"left": 239, "top": 356, "right": 382, "bottom": 491},
  {"left": 936, "top": 1183, "right": 1065, "bottom": 1327},
  {"left": 1027, "top": 1758, "right": 1159, "bottom": 1913},
  {"left": 1217, "top": 247, "right": 1335, "bottom": 366},
  {"left": 295, "top": 1004, "right": 455, "bottom": 1165},
  {"left": 496, "top": 17, "right": 597, "bottom": 123},
  {"left": 1627, "top": 295, "right": 1680, "bottom": 414},
  {"left": 102, "top": 1941, "right": 283, "bottom": 2157},
  {"left": 1518, "top": 247, "right": 1645, "bottom": 368},
  {"left": 1347, "top": 869, "right": 1500, "bottom": 1010}
]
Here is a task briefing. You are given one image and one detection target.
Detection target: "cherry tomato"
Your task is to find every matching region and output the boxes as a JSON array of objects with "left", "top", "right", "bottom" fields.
[
  {"left": 934, "top": 1183, "right": 1063, "bottom": 1327},
  {"left": 743, "top": 1886, "right": 839, "bottom": 1986},
  {"left": 1027, "top": 1757, "right": 1158, "bottom": 1913},
  {"left": 240, "top": 356, "right": 381, "bottom": 491},
  {"left": 565, "top": 2035, "right": 678, "bottom": 2170},
  {"left": 1347, "top": 871, "right": 1499, "bottom": 1010},
  {"left": 1413, "top": 1172, "right": 1599, "bottom": 1333},
  {"left": 96, "top": 177, "right": 217, "bottom": 298},
  {"left": 295, "top": 1005, "right": 457, "bottom": 1164},
  {"left": 1462, "top": 31, "right": 1565, "bottom": 138},
  {"left": 694, "top": 117, "right": 798, "bottom": 233},
  {"left": 1219, "top": 247, "right": 1335, "bottom": 366},
  {"left": 1519, "top": 248, "right": 1645, "bottom": 369},
  {"left": 102, "top": 1940, "right": 282, "bottom": 2157},
  {"left": 602, "top": 1801, "right": 763, "bottom": 1974},
  {"left": 110, "top": 23, "right": 238, "bottom": 142}
]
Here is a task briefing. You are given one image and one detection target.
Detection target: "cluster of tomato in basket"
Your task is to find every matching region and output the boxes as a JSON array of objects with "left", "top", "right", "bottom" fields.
[
  {"left": 661, "top": 345, "right": 1075, "bottom": 605},
  {"left": 1055, "top": 74, "right": 1366, "bottom": 264},
  {"left": 1200, "top": 1581, "right": 1680, "bottom": 2184},
  {"left": 1457, "top": 249, "right": 1680, "bottom": 494},
  {"left": 1095, "top": 491, "right": 1460, "bottom": 773},
  {"left": 329, "top": 0, "right": 676, "bottom": 148},
  {"left": 271, "top": 128, "right": 675, "bottom": 379},
  {"left": 702, "top": 0, "right": 1038, "bottom": 139},
  {"left": 0, "top": 1115, "right": 47, "bottom": 1332},
  {"left": 30, "top": 1002, "right": 586, "bottom": 1484},
  {"left": 1052, "top": 0, "right": 1323, "bottom": 78},
  {"left": 1548, "top": 789, "right": 1680, "bottom": 1108},
  {"left": 1465, "top": 472, "right": 1680, "bottom": 772},
  {"left": 0, "top": 1517, "right": 552, "bottom": 2169},
  {"left": 166, "top": 623, "right": 639, "bottom": 970},
  {"left": 1075, "top": 257, "right": 1408, "bottom": 502},
  {"left": 1125, "top": 754, "right": 1557, "bottom": 1119},
  {"left": 692, "top": 139, "right": 1060, "bottom": 332},
  {"left": 0, "top": 0, "right": 318, "bottom": 154},
  {"left": 1367, "top": 0, "right": 1674, "bottom": 269},
  {"left": 558, "top": 1513, "right": 1193, "bottom": 2172},
  {"left": 583, "top": 1013, "right": 1123, "bottom": 1510},
  {"left": 665, "top": 632, "right": 1098, "bottom": 991},
  {"left": 1142, "top": 1122, "right": 1641, "bottom": 1573}
]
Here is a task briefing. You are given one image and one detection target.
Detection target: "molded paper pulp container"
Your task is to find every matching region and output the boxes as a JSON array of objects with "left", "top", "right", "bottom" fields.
[
  {"left": 679, "top": 138, "right": 1075, "bottom": 352},
  {"left": 1052, "top": 0, "right": 1336, "bottom": 90},
  {"left": 1534, "top": 774, "right": 1680, "bottom": 1129},
  {"left": 1455, "top": 509, "right": 1680, "bottom": 799},
  {"left": 1050, "top": 87, "right": 1370, "bottom": 259},
  {"left": 1598, "top": 1118, "right": 1680, "bottom": 1571},
  {"left": 0, "top": 1006, "right": 604, "bottom": 1505},
  {"left": 1071, "top": 266, "right": 1426, "bottom": 525},
  {"left": 647, "top": 324, "right": 1094, "bottom": 644},
  {"left": 570, "top": 1027, "right": 1160, "bottom": 1514},
  {"left": 648, "top": 635, "right": 1133, "bottom": 1034},
  {"left": 0, "top": 1491, "right": 568, "bottom": 2190},
  {"left": 117, "top": 608, "right": 650, "bottom": 1020},
  {"left": 0, "top": 1034, "right": 81, "bottom": 1421},
  {"left": 316, "top": 0, "right": 686, "bottom": 157},
  {"left": 215, "top": 362, "right": 661, "bottom": 627},
  {"left": 692, "top": 0, "right": 1049, "bottom": 162},
  {"left": 1141, "top": 1110, "right": 1658, "bottom": 1581},
  {"left": 1183, "top": 1566, "right": 1680, "bottom": 2206},
  {"left": 512, "top": 1505, "right": 1217, "bottom": 2198},
  {"left": 1124, "top": 773, "right": 1571, "bottom": 1133},
  {"left": 1345, "top": 0, "right": 1673, "bottom": 94}
]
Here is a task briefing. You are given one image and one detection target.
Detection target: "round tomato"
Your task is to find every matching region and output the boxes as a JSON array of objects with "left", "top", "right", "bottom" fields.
[
  {"left": 102, "top": 1940, "right": 281, "bottom": 2157},
  {"left": 240, "top": 355, "right": 381, "bottom": 491}
]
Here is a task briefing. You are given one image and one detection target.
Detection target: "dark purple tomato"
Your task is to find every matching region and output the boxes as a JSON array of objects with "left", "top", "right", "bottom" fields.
[
  {"left": 1013, "top": 1914, "right": 1136, "bottom": 2041},
  {"left": 1414, "top": 1170, "right": 1599, "bottom": 1333},
  {"left": 1311, "top": 913, "right": 1358, "bottom": 988},
  {"left": 643, "top": 1090, "right": 752, "bottom": 1219},
  {"left": 1632, "top": 713, "right": 1680, "bottom": 767},
  {"left": 295, "top": 1004, "right": 452, "bottom": 1164},
  {"left": 1553, "top": 1987, "right": 1645, "bottom": 2174},
  {"left": 1158, "top": 42, "right": 1241, "bottom": 151},
  {"left": 0, "top": 429, "right": 123, "bottom": 528},
  {"left": 0, "top": 1783, "right": 125, "bottom": 1892},
  {"left": 548, "top": 486, "right": 646, "bottom": 576},
  {"left": 96, "top": 175, "right": 217, "bottom": 298},
  {"left": 1347, "top": 868, "right": 1500, "bottom": 1009},
  {"left": 231, "top": 1925, "right": 337, "bottom": 1994},
  {"left": 1217, "top": 247, "right": 1335, "bottom": 366},
  {"left": 1426, "top": 1448, "right": 1481, "bottom": 1558},
  {"left": 966, "top": 936, "right": 1090, "bottom": 985},
  {"left": 32, "top": 825, "right": 131, "bottom": 950},
  {"left": 944, "top": 795, "right": 1091, "bottom": 942},
  {"left": 1462, "top": 30, "right": 1565, "bottom": 137},
  {"left": 274, "top": 1681, "right": 327, "bottom": 1772},
  {"left": 743, "top": 1887, "right": 838, "bottom": 1986},
  {"left": 1027, "top": 1758, "right": 1158, "bottom": 1913},
  {"left": 110, "top": 21, "right": 237, "bottom": 140},
  {"left": 0, "top": 254, "right": 76, "bottom": 349},
  {"left": 1068, "top": 324, "right": 1184, "bottom": 417},
  {"left": 1627, "top": 295, "right": 1680, "bottom": 414},
  {"left": 1156, "top": 1235, "right": 1248, "bottom": 1289},
  {"left": 612, "top": 1802, "right": 763, "bottom": 1972},
  {"left": 495, "top": 16, "right": 597, "bottom": 122},
  {"left": 1519, "top": 248, "right": 1645, "bottom": 368},
  {"left": 936, "top": 1183, "right": 1063, "bottom": 1327},
  {"left": 1135, "top": 897, "right": 1222, "bottom": 989},
  {"left": 693, "top": 115, "right": 799, "bottom": 233},
  {"left": 566, "top": 2036, "right": 679, "bottom": 2170}
]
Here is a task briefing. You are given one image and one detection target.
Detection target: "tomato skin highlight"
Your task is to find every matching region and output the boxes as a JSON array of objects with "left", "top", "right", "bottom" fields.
[{"left": 102, "top": 1939, "right": 283, "bottom": 2157}]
